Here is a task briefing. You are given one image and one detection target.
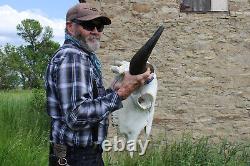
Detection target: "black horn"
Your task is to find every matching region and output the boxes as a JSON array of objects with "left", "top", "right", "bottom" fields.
[
  {"left": 79, "top": 0, "right": 86, "bottom": 3},
  {"left": 129, "top": 26, "right": 164, "bottom": 75}
]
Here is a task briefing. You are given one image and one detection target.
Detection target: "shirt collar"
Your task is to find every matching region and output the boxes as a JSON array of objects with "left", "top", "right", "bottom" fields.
[
  {"left": 64, "top": 33, "right": 102, "bottom": 77},
  {"left": 64, "top": 33, "right": 94, "bottom": 54}
]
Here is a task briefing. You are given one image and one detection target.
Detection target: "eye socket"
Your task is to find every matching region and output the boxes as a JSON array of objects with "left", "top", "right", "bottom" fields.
[
  {"left": 138, "top": 97, "right": 145, "bottom": 104},
  {"left": 137, "top": 94, "right": 153, "bottom": 110}
]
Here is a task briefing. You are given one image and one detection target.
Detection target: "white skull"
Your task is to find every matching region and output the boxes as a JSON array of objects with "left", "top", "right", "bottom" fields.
[{"left": 110, "top": 61, "right": 158, "bottom": 156}]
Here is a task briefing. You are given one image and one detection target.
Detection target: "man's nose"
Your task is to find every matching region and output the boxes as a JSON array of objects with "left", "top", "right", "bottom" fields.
[{"left": 90, "top": 27, "right": 99, "bottom": 34}]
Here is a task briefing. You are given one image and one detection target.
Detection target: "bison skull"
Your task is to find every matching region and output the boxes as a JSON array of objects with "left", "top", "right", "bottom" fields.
[{"left": 110, "top": 61, "right": 157, "bottom": 156}]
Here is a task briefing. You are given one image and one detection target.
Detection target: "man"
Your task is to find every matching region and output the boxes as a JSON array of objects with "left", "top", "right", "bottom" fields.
[{"left": 45, "top": 3, "right": 151, "bottom": 166}]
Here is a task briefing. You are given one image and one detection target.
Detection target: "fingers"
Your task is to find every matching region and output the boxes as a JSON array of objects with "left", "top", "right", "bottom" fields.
[
  {"left": 116, "top": 67, "right": 152, "bottom": 100},
  {"left": 136, "top": 68, "right": 151, "bottom": 81},
  {"left": 143, "top": 68, "right": 151, "bottom": 79},
  {"left": 137, "top": 68, "right": 153, "bottom": 86},
  {"left": 145, "top": 73, "right": 154, "bottom": 84}
]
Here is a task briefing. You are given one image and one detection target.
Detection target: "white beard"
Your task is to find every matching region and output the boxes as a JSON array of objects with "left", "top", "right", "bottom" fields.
[
  {"left": 85, "top": 36, "right": 100, "bottom": 52},
  {"left": 75, "top": 32, "right": 100, "bottom": 52}
]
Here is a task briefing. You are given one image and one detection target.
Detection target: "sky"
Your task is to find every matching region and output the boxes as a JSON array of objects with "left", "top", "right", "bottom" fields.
[{"left": 0, "top": 0, "right": 80, "bottom": 46}]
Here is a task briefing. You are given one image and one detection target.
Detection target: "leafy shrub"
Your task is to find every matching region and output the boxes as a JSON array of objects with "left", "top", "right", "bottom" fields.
[{"left": 31, "top": 88, "right": 46, "bottom": 112}]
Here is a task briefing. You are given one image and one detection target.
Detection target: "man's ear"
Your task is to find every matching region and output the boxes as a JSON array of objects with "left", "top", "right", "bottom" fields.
[{"left": 66, "top": 22, "right": 74, "bottom": 35}]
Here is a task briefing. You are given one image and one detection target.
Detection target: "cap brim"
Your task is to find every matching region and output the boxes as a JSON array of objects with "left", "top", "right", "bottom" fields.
[{"left": 78, "top": 15, "right": 111, "bottom": 25}]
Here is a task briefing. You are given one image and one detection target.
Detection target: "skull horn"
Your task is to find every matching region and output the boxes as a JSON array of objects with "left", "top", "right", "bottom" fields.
[{"left": 129, "top": 26, "right": 164, "bottom": 75}]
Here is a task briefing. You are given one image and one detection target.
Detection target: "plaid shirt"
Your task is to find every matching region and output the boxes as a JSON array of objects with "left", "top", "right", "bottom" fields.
[{"left": 45, "top": 40, "right": 122, "bottom": 147}]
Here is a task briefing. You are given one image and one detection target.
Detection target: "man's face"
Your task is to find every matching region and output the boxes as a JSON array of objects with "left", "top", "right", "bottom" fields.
[{"left": 70, "top": 19, "right": 104, "bottom": 52}]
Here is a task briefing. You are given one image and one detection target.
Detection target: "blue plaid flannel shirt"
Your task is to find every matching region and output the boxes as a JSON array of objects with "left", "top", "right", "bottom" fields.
[{"left": 45, "top": 40, "right": 122, "bottom": 147}]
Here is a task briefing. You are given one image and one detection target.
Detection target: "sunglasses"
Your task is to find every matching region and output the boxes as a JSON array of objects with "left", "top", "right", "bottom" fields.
[{"left": 71, "top": 19, "right": 104, "bottom": 32}]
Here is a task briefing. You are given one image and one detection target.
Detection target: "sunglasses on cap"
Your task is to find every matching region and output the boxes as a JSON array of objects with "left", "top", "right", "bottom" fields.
[{"left": 71, "top": 19, "right": 104, "bottom": 32}]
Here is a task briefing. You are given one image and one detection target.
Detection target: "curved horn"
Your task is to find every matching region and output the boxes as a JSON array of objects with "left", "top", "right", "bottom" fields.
[
  {"left": 129, "top": 26, "right": 164, "bottom": 75},
  {"left": 79, "top": 0, "right": 86, "bottom": 3}
]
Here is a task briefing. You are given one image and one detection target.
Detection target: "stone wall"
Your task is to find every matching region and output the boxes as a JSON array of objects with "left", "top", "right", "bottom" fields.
[{"left": 89, "top": 0, "right": 250, "bottom": 142}]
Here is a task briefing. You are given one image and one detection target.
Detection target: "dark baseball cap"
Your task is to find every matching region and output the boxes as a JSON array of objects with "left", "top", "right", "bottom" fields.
[{"left": 66, "top": 3, "right": 111, "bottom": 25}]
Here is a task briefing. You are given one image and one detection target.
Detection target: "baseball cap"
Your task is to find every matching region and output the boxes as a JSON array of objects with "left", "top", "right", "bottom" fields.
[{"left": 66, "top": 3, "right": 111, "bottom": 25}]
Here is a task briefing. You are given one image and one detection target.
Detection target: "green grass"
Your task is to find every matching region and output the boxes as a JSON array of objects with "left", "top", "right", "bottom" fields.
[
  {"left": 0, "top": 90, "right": 49, "bottom": 166},
  {"left": 103, "top": 137, "right": 250, "bottom": 166},
  {"left": 0, "top": 90, "right": 249, "bottom": 166}
]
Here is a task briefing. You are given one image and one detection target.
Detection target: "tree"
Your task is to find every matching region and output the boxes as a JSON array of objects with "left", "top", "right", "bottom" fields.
[
  {"left": 0, "top": 19, "right": 60, "bottom": 89},
  {"left": 0, "top": 45, "right": 21, "bottom": 89}
]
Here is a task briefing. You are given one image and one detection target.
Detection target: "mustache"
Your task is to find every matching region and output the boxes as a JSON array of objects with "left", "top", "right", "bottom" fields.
[{"left": 86, "top": 35, "right": 100, "bottom": 41}]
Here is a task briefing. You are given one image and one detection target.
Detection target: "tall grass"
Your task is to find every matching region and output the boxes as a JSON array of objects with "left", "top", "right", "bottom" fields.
[
  {"left": 0, "top": 90, "right": 49, "bottom": 166},
  {"left": 103, "top": 136, "right": 250, "bottom": 166},
  {"left": 0, "top": 90, "right": 249, "bottom": 166}
]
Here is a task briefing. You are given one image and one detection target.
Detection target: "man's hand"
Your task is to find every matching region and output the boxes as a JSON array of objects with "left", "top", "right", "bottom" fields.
[{"left": 114, "top": 68, "right": 152, "bottom": 100}]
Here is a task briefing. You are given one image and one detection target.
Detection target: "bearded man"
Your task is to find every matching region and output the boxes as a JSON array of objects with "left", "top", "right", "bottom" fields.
[{"left": 45, "top": 2, "right": 151, "bottom": 166}]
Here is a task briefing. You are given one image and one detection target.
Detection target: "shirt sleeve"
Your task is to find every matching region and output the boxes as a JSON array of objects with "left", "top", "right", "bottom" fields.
[{"left": 56, "top": 49, "right": 123, "bottom": 130}]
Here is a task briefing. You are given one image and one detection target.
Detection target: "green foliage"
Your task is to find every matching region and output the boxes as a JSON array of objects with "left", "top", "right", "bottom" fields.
[
  {"left": 16, "top": 19, "right": 43, "bottom": 47},
  {"left": 0, "top": 90, "right": 49, "bottom": 166},
  {"left": 0, "top": 44, "right": 21, "bottom": 89},
  {"left": 104, "top": 136, "right": 250, "bottom": 166},
  {"left": 0, "top": 19, "right": 60, "bottom": 89},
  {"left": 31, "top": 88, "right": 46, "bottom": 112},
  {"left": 0, "top": 90, "right": 250, "bottom": 166}
]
